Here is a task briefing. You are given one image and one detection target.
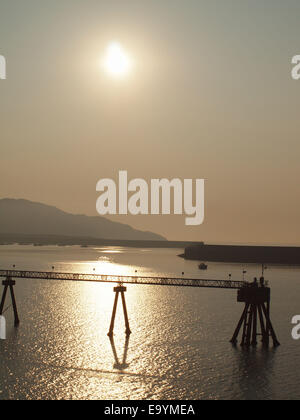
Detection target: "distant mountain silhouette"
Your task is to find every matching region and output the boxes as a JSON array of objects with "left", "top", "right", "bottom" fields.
[{"left": 0, "top": 199, "right": 166, "bottom": 241}]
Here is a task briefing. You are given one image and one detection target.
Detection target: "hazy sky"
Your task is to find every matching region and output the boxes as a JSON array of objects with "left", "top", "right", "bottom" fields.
[{"left": 1, "top": 0, "right": 300, "bottom": 244}]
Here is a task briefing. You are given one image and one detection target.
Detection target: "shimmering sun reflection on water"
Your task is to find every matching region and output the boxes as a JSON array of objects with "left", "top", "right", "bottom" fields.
[
  {"left": 58, "top": 258, "right": 143, "bottom": 336},
  {"left": 60, "top": 257, "right": 141, "bottom": 277},
  {"left": 31, "top": 257, "right": 148, "bottom": 397},
  {"left": 1, "top": 246, "right": 300, "bottom": 399}
]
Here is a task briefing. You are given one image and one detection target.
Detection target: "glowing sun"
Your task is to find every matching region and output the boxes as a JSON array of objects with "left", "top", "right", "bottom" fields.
[{"left": 103, "top": 42, "right": 132, "bottom": 78}]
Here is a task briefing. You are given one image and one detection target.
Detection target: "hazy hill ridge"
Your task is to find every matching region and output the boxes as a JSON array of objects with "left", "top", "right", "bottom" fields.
[{"left": 0, "top": 199, "right": 165, "bottom": 241}]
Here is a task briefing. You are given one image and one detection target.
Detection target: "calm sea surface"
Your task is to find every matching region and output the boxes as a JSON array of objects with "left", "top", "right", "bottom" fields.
[{"left": 0, "top": 245, "right": 299, "bottom": 400}]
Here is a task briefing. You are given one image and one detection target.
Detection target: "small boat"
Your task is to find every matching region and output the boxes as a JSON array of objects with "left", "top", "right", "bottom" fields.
[{"left": 199, "top": 263, "right": 208, "bottom": 270}]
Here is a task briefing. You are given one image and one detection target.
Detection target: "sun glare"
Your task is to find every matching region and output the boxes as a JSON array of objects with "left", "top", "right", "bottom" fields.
[{"left": 103, "top": 42, "right": 132, "bottom": 78}]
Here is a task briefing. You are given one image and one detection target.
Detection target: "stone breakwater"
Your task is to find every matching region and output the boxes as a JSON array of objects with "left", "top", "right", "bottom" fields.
[{"left": 183, "top": 244, "right": 300, "bottom": 265}]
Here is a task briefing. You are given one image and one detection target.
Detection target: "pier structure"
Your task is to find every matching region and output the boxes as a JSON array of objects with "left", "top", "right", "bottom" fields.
[
  {"left": 0, "top": 276, "right": 19, "bottom": 327},
  {"left": 0, "top": 270, "right": 280, "bottom": 347},
  {"left": 230, "top": 278, "right": 280, "bottom": 347},
  {"left": 108, "top": 284, "right": 131, "bottom": 337}
]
